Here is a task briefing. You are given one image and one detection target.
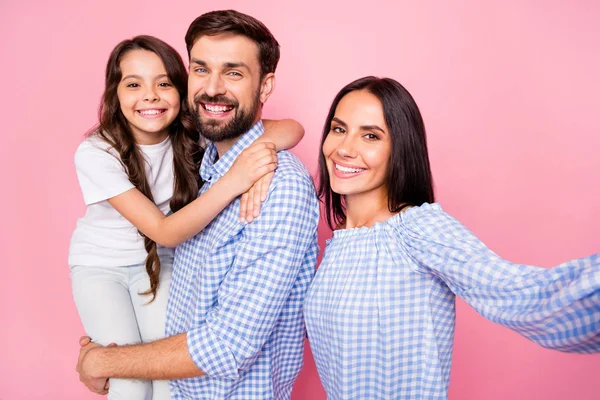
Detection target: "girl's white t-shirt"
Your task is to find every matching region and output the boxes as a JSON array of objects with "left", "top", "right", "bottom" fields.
[{"left": 68, "top": 134, "right": 175, "bottom": 267}]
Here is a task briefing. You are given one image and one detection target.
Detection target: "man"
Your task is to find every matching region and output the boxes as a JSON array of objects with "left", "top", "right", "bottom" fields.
[{"left": 76, "top": 10, "right": 319, "bottom": 399}]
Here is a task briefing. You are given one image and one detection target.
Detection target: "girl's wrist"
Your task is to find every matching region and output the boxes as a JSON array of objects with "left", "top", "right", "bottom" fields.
[{"left": 215, "top": 173, "right": 244, "bottom": 198}]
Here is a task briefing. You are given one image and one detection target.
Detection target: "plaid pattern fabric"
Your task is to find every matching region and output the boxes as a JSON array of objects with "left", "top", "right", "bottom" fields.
[
  {"left": 166, "top": 121, "right": 320, "bottom": 399},
  {"left": 304, "top": 203, "right": 600, "bottom": 399}
]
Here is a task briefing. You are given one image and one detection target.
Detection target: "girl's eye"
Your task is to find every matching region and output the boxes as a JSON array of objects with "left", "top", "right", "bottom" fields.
[
  {"left": 331, "top": 126, "right": 345, "bottom": 134},
  {"left": 126, "top": 83, "right": 140, "bottom": 88},
  {"left": 158, "top": 82, "right": 172, "bottom": 87}
]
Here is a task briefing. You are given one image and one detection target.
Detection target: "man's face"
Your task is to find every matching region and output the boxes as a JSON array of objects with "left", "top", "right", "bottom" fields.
[{"left": 187, "top": 33, "right": 265, "bottom": 142}]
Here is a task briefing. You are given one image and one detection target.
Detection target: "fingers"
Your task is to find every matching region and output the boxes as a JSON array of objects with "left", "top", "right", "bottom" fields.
[
  {"left": 260, "top": 172, "right": 274, "bottom": 202},
  {"left": 248, "top": 145, "right": 277, "bottom": 162},
  {"left": 236, "top": 143, "right": 278, "bottom": 223},
  {"left": 245, "top": 172, "right": 275, "bottom": 222},
  {"left": 89, "top": 380, "right": 109, "bottom": 394},
  {"left": 237, "top": 143, "right": 274, "bottom": 163},
  {"left": 75, "top": 339, "right": 110, "bottom": 395},
  {"left": 79, "top": 336, "right": 91, "bottom": 347},
  {"left": 252, "top": 180, "right": 262, "bottom": 218},
  {"left": 245, "top": 186, "right": 256, "bottom": 223},
  {"left": 255, "top": 163, "right": 277, "bottom": 180},
  {"left": 240, "top": 192, "right": 249, "bottom": 222},
  {"left": 78, "top": 369, "right": 107, "bottom": 394},
  {"left": 238, "top": 142, "right": 275, "bottom": 163},
  {"left": 248, "top": 152, "right": 277, "bottom": 181},
  {"left": 241, "top": 148, "right": 277, "bottom": 173},
  {"left": 246, "top": 141, "right": 276, "bottom": 154},
  {"left": 254, "top": 152, "right": 278, "bottom": 170}
]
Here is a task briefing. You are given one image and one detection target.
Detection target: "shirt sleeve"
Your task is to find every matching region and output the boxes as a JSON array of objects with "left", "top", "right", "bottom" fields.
[
  {"left": 400, "top": 203, "right": 600, "bottom": 353},
  {"left": 74, "top": 140, "right": 135, "bottom": 205},
  {"left": 186, "top": 175, "right": 319, "bottom": 379}
]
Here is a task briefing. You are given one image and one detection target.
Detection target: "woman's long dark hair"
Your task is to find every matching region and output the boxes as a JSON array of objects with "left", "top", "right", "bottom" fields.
[
  {"left": 92, "top": 35, "right": 202, "bottom": 300},
  {"left": 318, "top": 76, "right": 435, "bottom": 229}
]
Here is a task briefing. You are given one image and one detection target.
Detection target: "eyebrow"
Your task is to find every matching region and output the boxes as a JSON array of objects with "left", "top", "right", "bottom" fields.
[
  {"left": 331, "top": 117, "right": 386, "bottom": 134},
  {"left": 121, "top": 74, "right": 168, "bottom": 80},
  {"left": 190, "top": 59, "right": 250, "bottom": 71},
  {"left": 190, "top": 59, "right": 207, "bottom": 67},
  {"left": 223, "top": 62, "right": 250, "bottom": 70}
]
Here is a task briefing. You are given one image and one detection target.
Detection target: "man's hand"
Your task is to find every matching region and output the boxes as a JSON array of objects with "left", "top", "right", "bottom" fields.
[{"left": 76, "top": 336, "right": 109, "bottom": 395}]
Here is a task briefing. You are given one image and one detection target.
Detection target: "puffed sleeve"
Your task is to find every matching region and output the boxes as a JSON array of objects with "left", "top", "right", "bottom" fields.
[
  {"left": 399, "top": 203, "right": 600, "bottom": 353},
  {"left": 74, "top": 138, "right": 135, "bottom": 205}
]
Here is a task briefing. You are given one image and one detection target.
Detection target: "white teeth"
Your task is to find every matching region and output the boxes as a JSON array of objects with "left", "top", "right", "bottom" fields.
[
  {"left": 335, "top": 163, "right": 364, "bottom": 173},
  {"left": 138, "top": 109, "right": 163, "bottom": 115},
  {"left": 205, "top": 104, "right": 232, "bottom": 113}
]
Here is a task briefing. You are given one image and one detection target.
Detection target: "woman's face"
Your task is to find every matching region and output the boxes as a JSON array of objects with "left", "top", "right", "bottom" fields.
[
  {"left": 322, "top": 90, "right": 392, "bottom": 200},
  {"left": 117, "top": 49, "right": 181, "bottom": 145}
]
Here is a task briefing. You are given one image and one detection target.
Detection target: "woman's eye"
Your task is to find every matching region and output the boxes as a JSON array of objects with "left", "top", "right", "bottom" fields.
[
  {"left": 364, "top": 133, "right": 380, "bottom": 140},
  {"left": 331, "top": 126, "right": 345, "bottom": 134}
]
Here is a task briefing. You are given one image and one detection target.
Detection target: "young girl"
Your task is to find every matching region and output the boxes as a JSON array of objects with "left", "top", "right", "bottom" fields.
[
  {"left": 68, "top": 35, "right": 304, "bottom": 400},
  {"left": 304, "top": 76, "right": 600, "bottom": 399}
]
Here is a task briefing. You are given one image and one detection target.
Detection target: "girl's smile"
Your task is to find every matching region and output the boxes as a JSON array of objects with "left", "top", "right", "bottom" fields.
[{"left": 117, "top": 49, "right": 180, "bottom": 145}]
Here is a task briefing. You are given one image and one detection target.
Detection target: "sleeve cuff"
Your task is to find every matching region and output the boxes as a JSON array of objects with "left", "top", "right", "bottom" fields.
[
  {"left": 82, "top": 184, "right": 135, "bottom": 205},
  {"left": 186, "top": 323, "right": 240, "bottom": 380}
]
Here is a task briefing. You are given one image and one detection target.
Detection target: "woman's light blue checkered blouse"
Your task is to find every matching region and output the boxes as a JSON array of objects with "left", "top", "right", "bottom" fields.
[{"left": 304, "top": 203, "right": 600, "bottom": 400}]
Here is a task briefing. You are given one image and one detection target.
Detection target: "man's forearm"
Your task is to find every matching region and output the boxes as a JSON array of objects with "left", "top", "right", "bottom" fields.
[{"left": 87, "top": 333, "right": 205, "bottom": 380}]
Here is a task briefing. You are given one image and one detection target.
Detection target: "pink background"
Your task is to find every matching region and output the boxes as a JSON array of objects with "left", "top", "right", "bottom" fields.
[{"left": 2, "top": 1, "right": 599, "bottom": 399}]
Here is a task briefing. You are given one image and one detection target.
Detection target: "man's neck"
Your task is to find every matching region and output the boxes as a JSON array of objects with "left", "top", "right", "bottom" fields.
[
  {"left": 214, "top": 138, "right": 239, "bottom": 159},
  {"left": 214, "top": 115, "right": 262, "bottom": 158}
]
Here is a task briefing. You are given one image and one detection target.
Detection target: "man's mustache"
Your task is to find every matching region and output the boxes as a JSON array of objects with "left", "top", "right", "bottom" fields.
[{"left": 192, "top": 93, "right": 238, "bottom": 108}]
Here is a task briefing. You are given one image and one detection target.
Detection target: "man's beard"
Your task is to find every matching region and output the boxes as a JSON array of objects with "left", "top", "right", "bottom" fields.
[{"left": 191, "top": 91, "right": 261, "bottom": 142}]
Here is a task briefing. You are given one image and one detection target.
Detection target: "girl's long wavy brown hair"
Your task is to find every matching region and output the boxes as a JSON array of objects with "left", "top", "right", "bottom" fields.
[{"left": 92, "top": 35, "right": 202, "bottom": 301}]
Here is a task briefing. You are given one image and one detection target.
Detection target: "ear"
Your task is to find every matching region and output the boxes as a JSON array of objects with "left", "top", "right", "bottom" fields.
[{"left": 259, "top": 73, "right": 275, "bottom": 104}]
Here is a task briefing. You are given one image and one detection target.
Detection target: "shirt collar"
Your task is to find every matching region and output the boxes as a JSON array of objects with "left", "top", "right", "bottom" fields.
[{"left": 200, "top": 120, "right": 265, "bottom": 182}]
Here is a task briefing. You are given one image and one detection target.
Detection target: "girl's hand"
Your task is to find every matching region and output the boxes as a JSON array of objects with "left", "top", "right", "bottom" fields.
[
  {"left": 240, "top": 171, "right": 274, "bottom": 223},
  {"left": 106, "top": 142, "right": 277, "bottom": 248},
  {"left": 228, "top": 142, "right": 277, "bottom": 191},
  {"left": 224, "top": 142, "right": 277, "bottom": 220}
]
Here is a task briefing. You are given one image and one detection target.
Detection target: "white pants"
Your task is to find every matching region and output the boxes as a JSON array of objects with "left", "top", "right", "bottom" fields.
[{"left": 70, "top": 258, "right": 173, "bottom": 400}]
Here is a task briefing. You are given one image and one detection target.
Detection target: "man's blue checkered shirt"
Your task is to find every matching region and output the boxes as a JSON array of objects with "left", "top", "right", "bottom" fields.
[
  {"left": 166, "top": 121, "right": 319, "bottom": 399},
  {"left": 305, "top": 203, "right": 600, "bottom": 399}
]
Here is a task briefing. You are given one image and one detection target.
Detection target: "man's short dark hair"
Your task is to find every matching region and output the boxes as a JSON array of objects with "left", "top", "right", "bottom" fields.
[{"left": 185, "top": 10, "right": 280, "bottom": 78}]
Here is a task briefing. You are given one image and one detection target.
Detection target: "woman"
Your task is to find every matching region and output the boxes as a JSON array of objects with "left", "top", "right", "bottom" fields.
[{"left": 304, "top": 76, "right": 600, "bottom": 399}]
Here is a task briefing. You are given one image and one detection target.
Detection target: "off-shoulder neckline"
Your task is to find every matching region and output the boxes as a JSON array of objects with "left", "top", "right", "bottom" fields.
[{"left": 331, "top": 202, "right": 441, "bottom": 239}]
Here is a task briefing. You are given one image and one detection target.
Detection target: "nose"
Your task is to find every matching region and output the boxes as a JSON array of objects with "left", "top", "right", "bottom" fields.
[
  {"left": 205, "top": 73, "right": 226, "bottom": 97},
  {"left": 143, "top": 86, "right": 159, "bottom": 103},
  {"left": 336, "top": 134, "right": 358, "bottom": 158}
]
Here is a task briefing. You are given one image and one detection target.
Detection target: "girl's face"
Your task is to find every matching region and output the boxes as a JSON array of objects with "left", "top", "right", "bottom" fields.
[
  {"left": 322, "top": 90, "right": 392, "bottom": 200},
  {"left": 117, "top": 49, "right": 180, "bottom": 144}
]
